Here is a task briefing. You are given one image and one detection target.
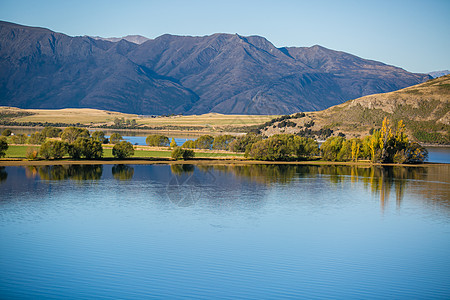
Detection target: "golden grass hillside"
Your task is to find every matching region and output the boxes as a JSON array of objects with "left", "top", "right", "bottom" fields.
[
  {"left": 0, "top": 107, "right": 277, "bottom": 134},
  {"left": 262, "top": 75, "right": 450, "bottom": 144}
]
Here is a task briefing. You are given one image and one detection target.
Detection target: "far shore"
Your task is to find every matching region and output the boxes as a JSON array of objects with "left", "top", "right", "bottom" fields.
[{"left": 0, "top": 158, "right": 447, "bottom": 167}]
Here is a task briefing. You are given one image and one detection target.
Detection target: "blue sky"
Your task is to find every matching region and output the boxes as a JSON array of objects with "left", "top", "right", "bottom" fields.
[{"left": 0, "top": 0, "right": 449, "bottom": 73}]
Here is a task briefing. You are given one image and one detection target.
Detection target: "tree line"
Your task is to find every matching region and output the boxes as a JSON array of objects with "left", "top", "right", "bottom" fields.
[
  {"left": 0, "top": 118, "right": 428, "bottom": 163},
  {"left": 1, "top": 127, "right": 134, "bottom": 160}
]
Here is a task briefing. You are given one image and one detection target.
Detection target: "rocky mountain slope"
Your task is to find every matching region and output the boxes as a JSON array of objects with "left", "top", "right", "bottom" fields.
[
  {"left": 260, "top": 75, "right": 450, "bottom": 144},
  {"left": 0, "top": 21, "right": 431, "bottom": 115}
]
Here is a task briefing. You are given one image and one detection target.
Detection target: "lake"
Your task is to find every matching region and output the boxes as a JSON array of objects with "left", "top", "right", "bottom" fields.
[{"left": 0, "top": 164, "right": 449, "bottom": 299}]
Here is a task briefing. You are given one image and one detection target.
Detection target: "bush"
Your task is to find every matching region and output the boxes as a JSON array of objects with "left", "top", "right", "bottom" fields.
[
  {"left": 171, "top": 147, "right": 195, "bottom": 160},
  {"left": 146, "top": 134, "right": 169, "bottom": 147},
  {"left": 0, "top": 137, "right": 8, "bottom": 158},
  {"left": 109, "top": 133, "right": 123, "bottom": 144},
  {"left": 112, "top": 141, "right": 135, "bottom": 159},
  {"left": 26, "top": 147, "right": 39, "bottom": 160},
  {"left": 2, "top": 129, "right": 12, "bottom": 136},
  {"left": 39, "top": 140, "right": 68, "bottom": 159}
]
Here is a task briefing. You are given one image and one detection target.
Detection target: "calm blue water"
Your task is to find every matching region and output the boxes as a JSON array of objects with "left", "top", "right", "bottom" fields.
[
  {"left": 119, "top": 136, "right": 194, "bottom": 147},
  {"left": 0, "top": 164, "right": 449, "bottom": 299}
]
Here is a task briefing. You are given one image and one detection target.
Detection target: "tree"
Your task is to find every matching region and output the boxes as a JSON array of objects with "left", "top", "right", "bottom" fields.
[
  {"left": 181, "top": 140, "right": 196, "bottom": 148},
  {"left": 229, "top": 133, "right": 262, "bottom": 153},
  {"left": 39, "top": 140, "right": 68, "bottom": 159},
  {"left": 246, "top": 134, "right": 318, "bottom": 161},
  {"left": 28, "top": 132, "right": 46, "bottom": 145},
  {"left": 11, "top": 134, "right": 27, "bottom": 144},
  {"left": 112, "top": 141, "right": 135, "bottom": 159},
  {"left": 0, "top": 137, "right": 8, "bottom": 158},
  {"left": 170, "top": 138, "right": 177, "bottom": 148},
  {"left": 146, "top": 134, "right": 169, "bottom": 147},
  {"left": 195, "top": 135, "right": 214, "bottom": 149},
  {"left": 2, "top": 129, "right": 12, "bottom": 137},
  {"left": 171, "top": 147, "right": 195, "bottom": 160},
  {"left": 109, "top": 133, "right": 123, "bottom": 144},
  {"left": 321, "top": 136, "right": 345, "bottom": 161},
  {"left": 405, "top": 142, "right": 428, "bottom": 163},
  {"left": 61, "top": 127, "right": 90, "bottom": 143},
  {"left": 92, "top": 131, "right": 108, "bottom": 143},
  {"left": 41, "top": 126, "right": 62, "bottom": 138},
  {"left": 212, "top": 135, "right": 235, "bottom": 150},
  {"left": 72, "top": 138, "right": 103, "bottom": 159}
]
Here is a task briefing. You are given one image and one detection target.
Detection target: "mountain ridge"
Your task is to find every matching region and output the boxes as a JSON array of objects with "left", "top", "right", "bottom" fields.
[{"left": 0, "top": 21, "right": 431, "bottom": 115}]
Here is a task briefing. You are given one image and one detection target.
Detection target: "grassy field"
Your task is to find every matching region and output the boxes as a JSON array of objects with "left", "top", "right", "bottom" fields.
[
  {"left": 0, "top": 107, "right": 277, "bottom": 133},
  {"left": 4, "top": 145, "right": 245, "bottom": 160}
]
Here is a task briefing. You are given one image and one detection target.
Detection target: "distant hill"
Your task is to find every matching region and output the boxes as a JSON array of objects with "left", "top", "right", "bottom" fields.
[
  {"left": 90, "top": 35, "right": 150, "bottom": 44},
  {"left": 0, "top": 21, "right": 431, "bottom": 115},
  {"left": 428, "top": 70, "right": 450, "bottom": 78},
  {"left": 260, "top": 75, "right": 450, "bottom": 144}
]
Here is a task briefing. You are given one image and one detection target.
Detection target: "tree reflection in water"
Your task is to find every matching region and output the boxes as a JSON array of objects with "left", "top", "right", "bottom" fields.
[
  {"left": 28, "top": 165, "right": 103, "bottom": 181},
  {"left": 112, "top": 165, "right": 134, "bottom": 181},
  {"left": 167, "top": 164, "right": 212, "bottom": 207},
  {"left": 205, "top": 164, "right": 438, "bottom": 211},
  {"left": 0, "top": 167, "right": 7, "bottom": 183}
]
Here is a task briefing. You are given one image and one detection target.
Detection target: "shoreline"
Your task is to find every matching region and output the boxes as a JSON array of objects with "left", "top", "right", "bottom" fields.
[{"left": 0, "top": 158, "right": 447, "bottom": 167}]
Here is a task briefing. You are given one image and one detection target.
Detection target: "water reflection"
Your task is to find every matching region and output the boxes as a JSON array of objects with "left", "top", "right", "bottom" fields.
[
  {"left": 167, "top": 164, "right": 213, "bottom": 207},
  {"left": 170, "top": 164, "right": 194, "bottom": 175},
  {"left": 26, "top": 165, "right": 103, "bottom": 181},
  {"left": 112, "top": 165, "right": 134, "bottom": 181},
  {"left": 6, "top": 163, "right": 449, "bottom": 211},
  {"left": 202, "top": 164, "right": 449, "bottom": 211},
  {"left": 0, "top": 167, "right": 7, "bottom": 183}
]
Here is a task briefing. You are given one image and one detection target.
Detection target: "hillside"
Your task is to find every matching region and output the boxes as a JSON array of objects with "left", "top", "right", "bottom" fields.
[
  {"left": 260, "top": 75, "right": 450, "bottom": 144},
  {"left": 0, "top": 21, "right": 430, "bottom": 115}
]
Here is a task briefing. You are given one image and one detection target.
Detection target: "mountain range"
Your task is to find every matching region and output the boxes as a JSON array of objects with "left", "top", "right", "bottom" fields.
[{"left": 0, "top": 21, "right": 431, "bottom": 115}]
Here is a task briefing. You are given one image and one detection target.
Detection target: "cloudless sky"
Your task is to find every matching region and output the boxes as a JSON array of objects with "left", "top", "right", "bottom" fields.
[{"left": 0, "top": 0, "right": 449, "bottom": 73}]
